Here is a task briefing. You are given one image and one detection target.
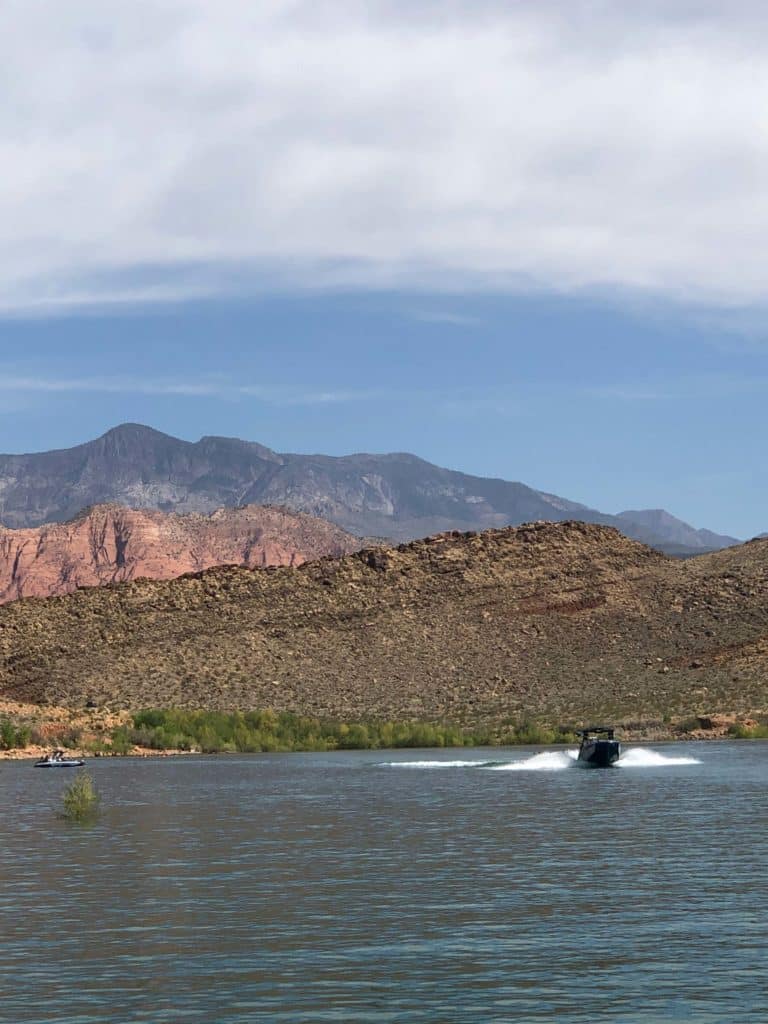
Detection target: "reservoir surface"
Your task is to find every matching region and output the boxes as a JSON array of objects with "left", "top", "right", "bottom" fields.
[{"left": 2, "top": 741, "right": 766, "bottom": 1023}]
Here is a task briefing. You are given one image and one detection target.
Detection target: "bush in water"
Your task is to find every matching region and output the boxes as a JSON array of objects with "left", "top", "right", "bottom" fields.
[{"left": 61, "top": 770, "right": 101, "bottom": 823}]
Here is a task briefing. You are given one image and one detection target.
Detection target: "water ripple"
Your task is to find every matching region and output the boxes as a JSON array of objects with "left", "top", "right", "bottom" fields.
[{"left": 1, "top": 742, "right": 766, "bottom": 1022}]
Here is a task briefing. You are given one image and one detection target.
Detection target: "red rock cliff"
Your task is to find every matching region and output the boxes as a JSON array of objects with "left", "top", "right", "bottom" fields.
[{"left": 0, "top": 503, "right": 361, "bottom": 603}]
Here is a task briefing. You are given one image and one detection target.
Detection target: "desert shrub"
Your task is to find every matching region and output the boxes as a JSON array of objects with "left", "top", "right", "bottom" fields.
[
  {"left": 53, "top": 728, "right": 83, "bottom": 750},
  {"left": 61, "top": 770, "right": 101, "bottom": 823},
  {"left": 0, "top": 718, "right": 16, "bottom": 749},
  {"left": 107, "top": 727, "right": 133, "bottom": 755},
  {"left": 0, "top": 717, "right": 33, "bottom": 750},
  {"left": 132, "top": 708, "right": 168, "bottom": 729},
  {"left": 675, "top": 717, "right": 701, "bottom": 735},
  {"left": 85, "top": 738, "right": 110, "bottom": 755},
  {"left": 121, "top": 708, "right": 579, "bottom": 753},
  {"left": 337, "top": 723, "right": 371, "bottom": 749},
  {"left": 555, "top": 727, "right": 579, "bottom": 744},
  {"left": 14, "top": 724, "right": 32, "bottom": 747},
  {"left": 512, "top": 720, "right": 556, "bottom": 745},
  {"left": 728, "top": 721, "right": 768, "bottom": 739}
]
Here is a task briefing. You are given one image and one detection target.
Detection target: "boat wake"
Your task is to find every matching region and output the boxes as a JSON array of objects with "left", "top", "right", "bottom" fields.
[
  {"left": 379, "top": 759, "right": 490, "bottom": 769},
  {"left": 380, "top": 747, "right": 700, "bottom": 770},
  {"left": 483, "top": 750, "right": 578, "bottom": 771},
  {"left": 379, "top": 752, "right": 578, "bottom": 771},
  {"left": 615, "top": 747, "right": 701, "bottom": 767}
]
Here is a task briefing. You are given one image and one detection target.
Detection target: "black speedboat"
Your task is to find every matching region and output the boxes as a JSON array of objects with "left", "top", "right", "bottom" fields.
[{"left": 576, "top": 727, "right": 620, "bottom": 768}]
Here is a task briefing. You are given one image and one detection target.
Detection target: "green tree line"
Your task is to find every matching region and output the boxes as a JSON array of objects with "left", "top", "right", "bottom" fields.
[{"left": 105, "top": 708, "right": 579, "bottom": 753}]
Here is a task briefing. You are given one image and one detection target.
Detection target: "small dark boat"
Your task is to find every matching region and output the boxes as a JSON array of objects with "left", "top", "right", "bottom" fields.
[{"left": 576, "top": 727, "right": 620, "bottom": 768}]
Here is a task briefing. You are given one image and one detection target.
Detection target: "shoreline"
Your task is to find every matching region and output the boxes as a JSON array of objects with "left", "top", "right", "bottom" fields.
[
  {"left": 1, "top": 697, "right": 765, "bottom": 760},
  {"left": 1, "top": 702, "right": 764, "bottom": 760},
  {"left": 2, "top": 733, "right": 764, "bottom": 762}
]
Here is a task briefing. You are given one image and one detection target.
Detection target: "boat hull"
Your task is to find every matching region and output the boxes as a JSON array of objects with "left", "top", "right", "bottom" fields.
[
  {"left": 34, "top": 760, "right": 85, "bottom": 768},
  {"left": 576, "top": 740, "right": 620, "bottom": 769}
]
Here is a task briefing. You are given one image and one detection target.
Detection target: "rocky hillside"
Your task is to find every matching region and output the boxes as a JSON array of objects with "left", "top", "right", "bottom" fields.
[
  {"left": 1, "top": 521, "right": 767, "bottom": 724},
  {"left": 0, "top": 503, "right": 360, "bottom": 603},
  {"left": 0, "top": 423, "right": 739, "bottom": 554}
]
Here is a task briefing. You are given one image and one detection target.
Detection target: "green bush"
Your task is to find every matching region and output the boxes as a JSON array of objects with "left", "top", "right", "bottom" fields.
[
  {"left": 0, "top": 718, "right": 16, "bottom": 750},
  {"left": 515, "top": 721, "right": 556, "bottom": 745},
  {"left": 61, "top": 770, "right": 101, "bottom": 823},
  {"left": 728, "top": 721, "right": 768, "bottom": 739},
  {"left": 55, "top": 728, "right": 84, "bottom": 750},
  {"left": 108, "top": 727, "right": 133, "bottom": 755},
  {"left": 14, "top": 724, "right": 32, "bottom": 747},
  {"left": 0, "top": 717, "right": 32, "bottom": 750}
]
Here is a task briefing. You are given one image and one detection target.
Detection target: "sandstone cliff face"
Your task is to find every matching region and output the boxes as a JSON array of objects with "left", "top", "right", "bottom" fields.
[
  {"left": 2, "top": 520, "right": 767, "bottom": 724},
  {"left": 0, "top": 503, "right": 361, "bottom": 603}
]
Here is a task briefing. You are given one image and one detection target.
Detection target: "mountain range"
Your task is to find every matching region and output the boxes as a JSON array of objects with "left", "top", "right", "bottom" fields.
[
  {"left": 0, "top": 423, "right": 740, "bottom": 555},
  {"left": 2, "top": 521, "right": 766, "bottom": 724}
]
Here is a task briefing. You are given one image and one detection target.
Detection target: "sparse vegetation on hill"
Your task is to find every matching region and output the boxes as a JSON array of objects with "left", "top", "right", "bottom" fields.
[{"left": 2, "top": 520, "right": 768, "bottom": 726}]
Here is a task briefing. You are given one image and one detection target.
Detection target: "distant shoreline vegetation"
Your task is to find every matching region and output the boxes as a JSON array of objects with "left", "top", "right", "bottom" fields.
[
  {"left": 3, "top": 709, "right": 768, "bottom": 756},
  {"left": 726, "top": 721, "right": 768, "bottom": 740},
  {"left": 103, "top": 710, "right": 579, "bottom": 754}
]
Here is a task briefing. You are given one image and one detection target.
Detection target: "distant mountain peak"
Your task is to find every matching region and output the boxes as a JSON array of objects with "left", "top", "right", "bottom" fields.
[
  {"left": 617, "top": 509, "right": 739, "bottom": 551},
  {"left": 0, "top": 424, "right": 745, "bottom": 555},
  {"left": 99, "top": 422, "right": 176, "bottom": 440}
]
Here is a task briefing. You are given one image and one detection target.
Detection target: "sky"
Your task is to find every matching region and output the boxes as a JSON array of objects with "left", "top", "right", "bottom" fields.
[{"left": 1, "top": 1, "right": 768, "bottom": 538}]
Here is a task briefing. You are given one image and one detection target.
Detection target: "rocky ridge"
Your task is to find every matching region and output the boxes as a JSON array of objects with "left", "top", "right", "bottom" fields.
[
  {"left": 2, "top": 520, "right": 767, "bottom": 725},
  {"left": 0, "top": 503, "right": 361, "bottom": 603}
]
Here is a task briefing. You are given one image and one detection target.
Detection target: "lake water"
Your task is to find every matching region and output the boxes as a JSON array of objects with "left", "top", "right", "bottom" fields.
[{"left": 1, "top": 741, "right": 766, "bottom": 1023}]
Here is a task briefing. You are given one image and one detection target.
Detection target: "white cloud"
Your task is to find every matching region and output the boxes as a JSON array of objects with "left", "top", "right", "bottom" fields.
[
  {"left": 410, "top": 310, "right": 482, "bottom": 327},
  {"left": 0, "top": 372, "right": 415, "bottom": 406},
  {"left": 0, "top": 375, "right": 232, "bottom": 397},
  {"left": 3, "top": 1, "right": 768, "bottom": 310}
]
